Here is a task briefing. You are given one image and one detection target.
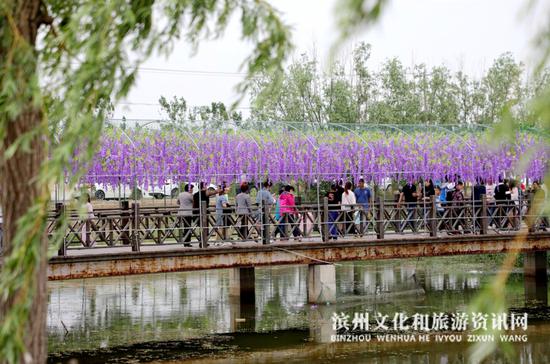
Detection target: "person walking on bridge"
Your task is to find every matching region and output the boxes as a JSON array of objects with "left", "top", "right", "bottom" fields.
[
  {"left": 398, "top": 180, "right": 418, "bottom": 233},
  {"left": 81, "top": 193, "right": 95, "bottom": 247},
  {"left": 215, "top": 185, "right": 230, "bottom": 240},
  {"left": 354, "top": 178, "right": 372, "bottom": 236},
  {"left": 494, "top": 177, "right": 511, "bottom": 229},
  {"left": 177, "top": 184, "right": 194, "bottom": 246},
  {"left": 449, "top": 181, "right": 469, "bottom": 234},
  {"left": 273, "top": 187, "right": 285, "bottom": 239},
  {"left": 279, "top": 185, "right": 302, "bottom": 241},
  {"left": 256, "top": 180, "right": 275, "bottom": 207},
  {"left": 255, "top": 180, "right": 275, "bottom": 241},
  {"left": 326, "top": 184, "right": 340, "bottom": 240},
  {"left": 236, "top": 182, "right": 252, "bottom": 240},
  {"left": 193, "top": 182, "right": 220, "bottom": 215},
  {"left": 473, "top": 178, "right": 486, "bottom": 232},
  {"left": 341, "top": 181, "right": 358, "bottom": 236}
]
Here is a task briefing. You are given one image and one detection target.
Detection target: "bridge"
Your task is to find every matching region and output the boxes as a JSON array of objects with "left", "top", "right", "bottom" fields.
[{"left": 41, "top": 196, "right": 550, "bottom": 305}]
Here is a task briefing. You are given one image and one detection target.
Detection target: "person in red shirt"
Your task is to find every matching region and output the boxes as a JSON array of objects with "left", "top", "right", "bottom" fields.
[{"left": 279, "top": 185, "right": 302, "bottom": 241}]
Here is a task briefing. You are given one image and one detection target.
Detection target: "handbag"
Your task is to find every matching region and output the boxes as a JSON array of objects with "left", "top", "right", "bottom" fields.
[{"left": 354, "top": 210, "right": 361, "bottom": 225}]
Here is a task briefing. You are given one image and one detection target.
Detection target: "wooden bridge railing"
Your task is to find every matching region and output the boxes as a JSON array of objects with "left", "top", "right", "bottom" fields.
[{"left": 21, "top": 195, "right": 547, "bottom": 256}]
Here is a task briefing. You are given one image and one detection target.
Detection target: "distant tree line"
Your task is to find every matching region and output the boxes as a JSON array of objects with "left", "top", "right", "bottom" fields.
[
  {"left": 249, "top": 43, "right": 549, "bottom": 126},
  {"left": 157, "top": 96, "right": 243, "bottom": 128},
  {"left": 156, "top": 43, "right": 548, "bottom": 127}
]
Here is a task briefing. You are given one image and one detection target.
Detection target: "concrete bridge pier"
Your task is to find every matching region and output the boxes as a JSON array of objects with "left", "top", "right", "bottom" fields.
[
  {"left": 523, "top": 251, "right": 548, "bottom": 305},
  {"left": 229, "top": 267, "right": 256, "bottom": 331},
  {"left": 308, "top": 264, "right": 336, "bottom": 304}
]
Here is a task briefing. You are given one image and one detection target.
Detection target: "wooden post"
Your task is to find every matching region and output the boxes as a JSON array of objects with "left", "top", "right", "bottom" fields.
[
  {"left": 481, "top": 194, "right": 488, "bottom": 235},
  {"left": 132, "top": 202, "right": 140, "bottom": 252},
  {"left": 85, "top": 220, "right": 91, "bottom": 247},
  {"left": 200, "top": 201, "right": 209, "bottom": 248},
  {"left": 376, "top": 197, "right": 384, "bottom": 240},
  {"left": 120, "top": 200, "right": 131, "bottom": 245},
  {"left": 56, "top": 202, "right": 66, "bottom": 256},
  {"left": 322, "top": 197, "right": 329, "bottom": 242},
  {"left": 430, "top": 195, "right": 437, "bottom": 237},
  {"left": 262, "top": 204, "right": 270, "bottom": 245},
  {"left": 526, "top": 192, "right": 535, "bottom": 233}
]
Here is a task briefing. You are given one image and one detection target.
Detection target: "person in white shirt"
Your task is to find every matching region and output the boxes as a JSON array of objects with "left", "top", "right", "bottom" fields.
[
  {"left": 341, "top": 181, "right": 358, "bottom": 236},
  {"left": 81, "top": 194, "right": 95, "bottom": 247},
  {"left": 509, "top": 180, "right": 520, "bottom": 229}
]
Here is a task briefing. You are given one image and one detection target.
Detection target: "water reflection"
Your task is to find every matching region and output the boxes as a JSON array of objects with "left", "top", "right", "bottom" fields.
[{"left": 47, "top": 256, "right": 548, "bottom": 363}]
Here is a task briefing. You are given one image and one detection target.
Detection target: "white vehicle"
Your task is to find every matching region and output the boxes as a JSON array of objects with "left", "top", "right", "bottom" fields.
[
  {"left": 51, "top": 181, "right": 220, "bottom": 201},
  {"left": 92, "top": 180, "right": 197, "bottom": 200},
  {"left": 95, "top": 181, "right": 219, "bottom": 200},
  {"left": 146, "top": 180, "right": 181, "bottom": 199},
  {"left": 50, "top": 182, "right": 146, "bottom": 201},
  {"left": 92, "top": 183, "right": 144, "bottom": 200}
]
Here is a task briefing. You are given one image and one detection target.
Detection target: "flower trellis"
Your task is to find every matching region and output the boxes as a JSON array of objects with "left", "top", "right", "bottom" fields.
[{"left": 80, "top": 125, "right": 550, "bottom": 187}]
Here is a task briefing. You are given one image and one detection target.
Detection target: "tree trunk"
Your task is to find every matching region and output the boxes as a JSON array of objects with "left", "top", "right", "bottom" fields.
[
  {"left": 1, "top": 1, "right": 49, "bottom": 363},
  {"left": 0, "top": 111, "right": 48, "bottom": 364}
]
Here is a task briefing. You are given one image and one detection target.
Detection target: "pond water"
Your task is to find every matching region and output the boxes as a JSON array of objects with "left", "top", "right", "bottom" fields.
[{"left": 47, "top": 255, "right": 550, "bottom": 363}]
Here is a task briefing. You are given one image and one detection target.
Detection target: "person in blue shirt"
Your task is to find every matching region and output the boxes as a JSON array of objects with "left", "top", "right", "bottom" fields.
[
  {"left": 273, "top": 188, "right": 285, "bottom": 238},
  {"left": 256, "top": 181, "right": 275, "bottom": 207},
  {"left": 433, "top": 186, "right": 446, "bottom": 233},
  {"left": 354, "top": 178, "right": 372, "bottom": 236},
  {"left": 434, "top": 186, "right": 445, "bottom": 214},
  {"left": 439, "top": 184, "right": 447, "bottom": 205}
]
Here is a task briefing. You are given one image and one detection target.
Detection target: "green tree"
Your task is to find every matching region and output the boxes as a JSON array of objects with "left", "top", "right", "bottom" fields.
[
  {"left": 159, "top": 95, "right": 188, "bottom": 125},
  {"left": 159, "top": 96, "right": 242, "bottom": 128},
  {"left": 352, "top": 42, "right": 375, "bottom": 123},
  {"left": 189, "top": 101, "right": 241, "bottom": 124},
  {"left": 249, "top": 71, "right": 282, "bottom": 121},
  {"left": 323, "top": 62, "right": 357, "bottom": 123},
  {"left": 455, "top": 70, "right": 484, "bottom": 124},
  {"left": 283, "top": 54, "right": 323, "bottom": 123},
  {"left": 517, "top": 67, "right": 550, "bottom": 127},
  {"left": 251, "top": 53, "right": 323, "bottom": 124},
  {"left": 0, "top": 1, "right": 291, "bottom": 363},
  {"left": 481, "top": 52, "right": 524, "bottom": 123},
  {"left": 426, "top": 65, "right": 459, "bottom": 124},
  {"left": 370, "top": 58, "right": 420, "bottom": 123}
]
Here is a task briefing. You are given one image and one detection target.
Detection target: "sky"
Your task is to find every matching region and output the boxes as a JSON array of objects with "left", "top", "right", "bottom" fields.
[{"left": 113, "top": 0, "right": 549, "bottom": 121}]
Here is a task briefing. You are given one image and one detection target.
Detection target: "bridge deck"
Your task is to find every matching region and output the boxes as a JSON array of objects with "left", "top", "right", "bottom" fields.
[{"left": 48, "top": 231, "right": 550, "bottom": 280}]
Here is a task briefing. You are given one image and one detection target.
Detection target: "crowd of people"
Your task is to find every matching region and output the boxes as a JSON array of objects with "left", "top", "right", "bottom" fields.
[
  {"left": 394, "top": 176, "right": 548, "bottom": 234},
  {"left": 173, "top": 176, "right": 548, "bottom": 243},
  {"left": 176, "top": 180, "right": 309, "bottom": 242},
  {"left": 2, "top": 177, "right": 545, "bottom": 253},
  {"left": 68, "top": 177, "right": 549, "bottom": 247},
  {"left": 174, "top": 177, "right": 377, "bottom": 242},
  {"left": 326, "top": 179, "right": 372, "bottom": 240}
]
